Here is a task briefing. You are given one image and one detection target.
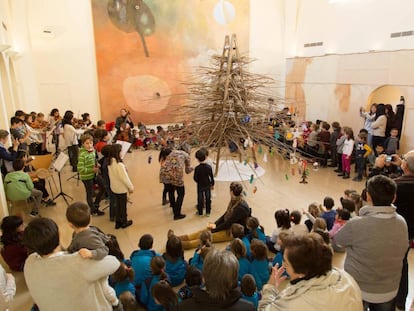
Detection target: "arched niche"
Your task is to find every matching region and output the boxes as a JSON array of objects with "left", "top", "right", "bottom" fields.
[{"left": 366, "top": 85, "right": 402, "bottom": 110}]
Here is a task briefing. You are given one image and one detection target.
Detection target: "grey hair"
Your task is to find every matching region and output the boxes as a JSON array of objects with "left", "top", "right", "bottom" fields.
[{"left": 405, "top": 152, "right": 414, "bottom": 174}]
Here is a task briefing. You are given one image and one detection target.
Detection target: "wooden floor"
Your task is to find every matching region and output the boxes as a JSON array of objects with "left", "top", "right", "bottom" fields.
[{"left": 4, "top": 149, "right": 414, "bottom": 310}]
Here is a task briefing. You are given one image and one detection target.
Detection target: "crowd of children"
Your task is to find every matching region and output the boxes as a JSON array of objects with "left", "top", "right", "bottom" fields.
[{"left": 0, "top": 180, "right": 371, "bottom": 310}]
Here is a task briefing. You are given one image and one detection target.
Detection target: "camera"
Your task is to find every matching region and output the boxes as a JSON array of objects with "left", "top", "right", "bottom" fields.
[{"left": 385, "top": 155, "right": 392, "bottom": 162}]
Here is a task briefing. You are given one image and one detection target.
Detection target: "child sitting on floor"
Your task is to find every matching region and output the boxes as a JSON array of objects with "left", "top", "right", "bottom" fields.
[
  {"left": 178, "top": 266, "right": 203, "bottom": 300},
  {"left": 240, "top": 274, "right": 259, "bottom": 310}
]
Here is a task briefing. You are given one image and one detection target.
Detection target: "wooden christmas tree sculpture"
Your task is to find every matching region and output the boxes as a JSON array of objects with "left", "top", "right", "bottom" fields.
[{"left": 179, "top": 34, "right": 288, "bottom": 176}]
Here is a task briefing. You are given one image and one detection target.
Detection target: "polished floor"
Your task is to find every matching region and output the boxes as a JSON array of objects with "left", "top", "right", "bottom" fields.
[{"left": 3, "top": 149, "right": 414, "bottom": 310}]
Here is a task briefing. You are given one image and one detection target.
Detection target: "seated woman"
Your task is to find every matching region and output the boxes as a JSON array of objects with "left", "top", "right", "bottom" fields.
[
  {"left": 259, "top": 233, "right": 362, "bottom": 310},
  {"left": 175, "top": 182, "right": 251, "bottom": 250}
]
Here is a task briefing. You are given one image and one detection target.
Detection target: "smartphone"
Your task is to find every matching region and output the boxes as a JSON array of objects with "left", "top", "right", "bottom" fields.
[{"left": 385, "top": 155, "right": 392, "bottom": 162}]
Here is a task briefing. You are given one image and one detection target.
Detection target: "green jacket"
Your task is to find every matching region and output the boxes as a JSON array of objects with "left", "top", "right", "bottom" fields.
[
  {"left": 4, "top": 170, "right": 33, "bottom": 201},
  {"left": 77, "top": 147, "right": 96, "bottom": 181}
]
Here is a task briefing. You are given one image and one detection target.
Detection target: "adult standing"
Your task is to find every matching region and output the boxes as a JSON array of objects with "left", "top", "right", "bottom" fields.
[
  {"left": 360, "top": 103, "right": 376, "bottom": 148},
  {"left": 160, "top": 144, "right": 193, "bottom": 220},
  {"left": 23, "top": 218, "right": 120, "bottom": 311},
  {"left": 394, "top": 96, "right": 405, "bottom": 140},
  {"left": 62, "top": 110, "right": 79, "bottom": 172},
  {"left": 371, "top": 103, "right": 387, "bottom": 154},
  {"left": 393, "top": 150, "right": 414, "bottom": 310},
  {"left": 259, "top": 233, "right": 362, "bottom": 311},
  {"left": 384, "top": 104, "right": 396, "bottom": 138},
  {"left": 334, "top": 175, "right": 408, "bottom": 310}
]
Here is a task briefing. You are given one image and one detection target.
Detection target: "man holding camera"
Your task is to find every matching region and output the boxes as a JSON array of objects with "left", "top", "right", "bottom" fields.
[{"left": 393, "top": 151, "right": 414, "bottom": 310}]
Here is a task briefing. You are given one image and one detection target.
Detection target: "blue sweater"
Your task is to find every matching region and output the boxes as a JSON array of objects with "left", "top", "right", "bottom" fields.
[
  {"left": 250, "top": 259, "right": 270, "bottom": 290},
  {"left": 163, "top": 255, "right": 187, "bottom": 286},
  {"left": 241, "top": 292, "right": 259, "bottom": 310},
  {"left": 238, "top": 257, "right": 251, "bottom": 281},
  {"left": 140, "top": 274, "right": 165, "bottom": 311},
  {"left": 321, "top": 210, "right": 337, "bottom": 231},
  {"left": 130, "top": 249, "right": 159, "bottom": 286},
  {"left": 189, "top": 250, "right": 204, "bottom": 271},
  {"left": 114, "top": 279, "right": 135, "bottom": 298}
]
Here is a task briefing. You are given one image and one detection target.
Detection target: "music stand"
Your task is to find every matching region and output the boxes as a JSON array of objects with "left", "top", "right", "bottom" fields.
[{"left": 52, "top": 153, "right": 73, "bottom": 205}]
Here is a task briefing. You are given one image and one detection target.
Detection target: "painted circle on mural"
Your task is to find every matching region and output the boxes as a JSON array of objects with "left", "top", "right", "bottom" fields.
[
  {"left": 213, "top": 1, "right": 236, "bottom": 25},
  {"left": 123, "top": 75, "right": 171, "bottom": 114}
]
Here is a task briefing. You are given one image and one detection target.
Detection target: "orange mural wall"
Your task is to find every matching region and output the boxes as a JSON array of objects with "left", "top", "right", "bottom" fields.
[{"left": 91, "top": 0, "right": 250, "bottom": 124}]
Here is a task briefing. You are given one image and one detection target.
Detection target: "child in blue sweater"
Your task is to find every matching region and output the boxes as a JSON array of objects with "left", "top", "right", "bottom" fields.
[
  {"left": 250, "top": 239, "right": 270, "bottom": 290},
  {"left": 241, "top": 274, "right": 259, "bottom": 310},
  {"left": 140, "top": 256, "right": 169, "bottom": 311},
  {"left": 229, "top": 238, "right": 251, "bottom": 282},
  {"left": 246, "top": 217, "right": 266, "bottom": 243},
  {"left": 231, "top": 223, "right": 251, "bottom": 258},
  {"left": 178, "top": 266, "right": 203, "bottom": 300},
  {"left": 130, "top": 234, "right": 160, "bottom": 288},
  {"left": 189, "top": 230, "right": 212, "bottom": 271},
  {"left": 111, "top": 261, "right": 137, "bottom": 310},
  {"left": 162, "top": 234, "right": 187, "bottom": 286},
  {"left": 321, "top": 196, "right": 336, "bottom": 231}
]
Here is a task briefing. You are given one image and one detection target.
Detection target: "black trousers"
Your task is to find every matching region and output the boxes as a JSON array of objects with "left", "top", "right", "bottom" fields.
[
  {"left": 165, "top": 184, "right": 185, "bottom": 217},
  {"left": 67, "top": 145, "right": 79, "bottom": 170},
  {"left": 113, "top": 192, "right": 128, "bottom": 224}
]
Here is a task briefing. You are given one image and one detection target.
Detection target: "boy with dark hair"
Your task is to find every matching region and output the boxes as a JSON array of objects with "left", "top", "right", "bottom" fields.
[
  {"left": 77, "top": 134, "right": 105, "bottom": 216},
  {"left": 65, "top": 202, "right": 121, "bottom": 310},
  {"left": 321, "top": 196, "right": 336, "bottom": 230},
  {"left": 0, "top": 129, "right": 19, "bottom": 176},
  {"left": 4, "top": 159, "right": 42, "bottom": 217},
  {"left": 193, "top": 148, "right": 214, "bottom": 216},
  {"left": 23, "top": 217, "right": 120, "bottom": 311},
  {"left": 130, "top": 234, "right": 160, "bottom": 287}
]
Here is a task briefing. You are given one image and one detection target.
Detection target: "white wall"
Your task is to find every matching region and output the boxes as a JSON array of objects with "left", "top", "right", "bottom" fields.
[
  {"left": 249, "top": 0, "right": 286, "bottom": 100},
  {"left": 293, "top": 0, "right": 414, "bottom": 57},
  {"left": 9, "top": 0, "right": 100, "bottom": 120}
]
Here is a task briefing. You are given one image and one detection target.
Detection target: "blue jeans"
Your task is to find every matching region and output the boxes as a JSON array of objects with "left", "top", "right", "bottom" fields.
[
  {"left": 355, "top": 156, "right": 366, "bottom": 179},
  {"left": 363, "top": 298, "right": 395, "bottom": 311},
  {"left": 197, "top": 187, "right": 211, "bottom": 215}
]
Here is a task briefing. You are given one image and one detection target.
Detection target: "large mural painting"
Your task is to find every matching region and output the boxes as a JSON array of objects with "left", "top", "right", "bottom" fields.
[{"left": 91, "top": 0, "right": 250, "bottom": 124}]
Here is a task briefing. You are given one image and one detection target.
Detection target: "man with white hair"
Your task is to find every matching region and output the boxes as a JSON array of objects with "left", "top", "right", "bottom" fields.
[{"left": 393, "top": 150, "right": 414, "bottom": 310}]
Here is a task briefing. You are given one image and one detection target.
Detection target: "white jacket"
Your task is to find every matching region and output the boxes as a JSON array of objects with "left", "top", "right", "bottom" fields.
[
  {"left": 371, "top": 115, "right": 387, "bottom": 137},
  {"left": 108, "top": 160, "right": 134, "bottom": 194},
  {"left": 259, "top": 268, "right": 362, "bottom": 311}
]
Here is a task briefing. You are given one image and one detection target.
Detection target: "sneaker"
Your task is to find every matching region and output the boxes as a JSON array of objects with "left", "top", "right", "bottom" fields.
[
  {"left": 205, "top": 213, "right": 211, "bottom": 217},
  {"left": 173, "top": 214, "right": 186, "bottom": 220},
  {"left": 92, "top": 210, "right": 105, "bottom": 216},
  {"left": 337, "top": 172, "right": 344, "bottom": 176},
  {"left": 29, "top": 211, "right": 40, "bottom": 217}
]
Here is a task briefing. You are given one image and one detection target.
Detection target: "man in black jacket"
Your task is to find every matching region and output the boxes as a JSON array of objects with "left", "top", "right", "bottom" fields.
[{"left": 394, "top": 150, "right": 414, "bottom": 310}]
